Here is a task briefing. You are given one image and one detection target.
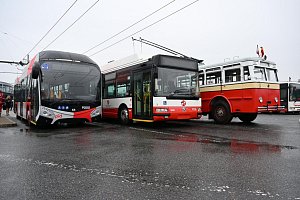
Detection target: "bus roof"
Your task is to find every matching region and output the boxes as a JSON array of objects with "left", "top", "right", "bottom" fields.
[
  {"left": 0, "top": 81, "right": 13, "bottom": 87},
  {"left": 101, "top": 54, "right": 199, "bottom": 74},
  {"left": 199, "top": 57, "right": 276, "bottom": 70},
  {"left": 101, "top": 54, "right": 151, "bottom": 74},
  {"left": 279, "top": 81, "right": 300, "bottom": 84},
  {"left": 15, "top": 50, "right": 99, "bottom": 84},
  {"left": 39, "top": 50, "right": 98, "bottom": 66}
]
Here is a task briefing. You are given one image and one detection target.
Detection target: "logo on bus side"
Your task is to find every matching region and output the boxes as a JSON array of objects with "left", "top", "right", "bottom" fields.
[
  {"left": 181, "top": 100, "right": 186, "bottom": 106},
  {"left": 55, "top": 114, "right": 62, "bottom": 119}
]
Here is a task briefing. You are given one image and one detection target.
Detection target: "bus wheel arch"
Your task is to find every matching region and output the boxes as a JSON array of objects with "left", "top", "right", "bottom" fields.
[
  {"left": 118, "top": 104, "right": 130, "bottom": 125},
  {"left": 238, "top": 113, "right": 257, "bottom": 123},
  {"left": 210, "top": 97, "right": 233, "bottom": 124}
]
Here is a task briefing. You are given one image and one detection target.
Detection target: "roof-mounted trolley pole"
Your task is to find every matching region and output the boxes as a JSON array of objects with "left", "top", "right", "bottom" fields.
[{"left": 132, "top": 37, "right": 203, "bottom": 63}]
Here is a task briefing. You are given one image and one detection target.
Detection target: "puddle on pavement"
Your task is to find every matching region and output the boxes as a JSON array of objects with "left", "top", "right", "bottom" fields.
[{"left": 155, "top": 133, "right": 297, "bottom": 153}]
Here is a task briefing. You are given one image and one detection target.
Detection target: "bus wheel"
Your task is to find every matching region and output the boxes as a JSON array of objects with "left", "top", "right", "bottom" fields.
[
  {"left": 238, "top": 113, "right": 257, "bottom": 123},
  {"left": 119, "top": 107, "right": 129, "bottom": 125},
  {"left": 212, "top": 101, "right": 233, "bottom": 124}
]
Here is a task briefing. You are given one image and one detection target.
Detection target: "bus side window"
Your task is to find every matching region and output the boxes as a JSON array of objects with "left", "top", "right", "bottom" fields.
[
  {"left": 225, "top": 68, "right": 241, "bottom": 83},
  {"left": 243, "top": 66, "right": 250, "bottom": 81},
  {"left": 106, "top": 83, "right": 115, "bottom": 98},
  {"left": 116, "top": 72, "right": 130, "bottom": 97},
  {"left": 199, "top": 71, "right": 204, "bottom": 85},
  {"left": 206, "top": 72, "right": 221, "bottom": 85},
  {"left": 104, "top": 73, "right": 116, "bottom": 98}
]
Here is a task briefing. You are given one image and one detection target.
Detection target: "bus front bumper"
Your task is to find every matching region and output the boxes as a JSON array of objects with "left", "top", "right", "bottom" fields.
[{"left": 258, "top": 105, "right": 285, "bottom": 113}]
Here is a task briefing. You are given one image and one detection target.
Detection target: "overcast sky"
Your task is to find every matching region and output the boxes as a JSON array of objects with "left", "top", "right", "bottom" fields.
[{"left": 1, "top": 0, "right": 299, "bottom": 84}]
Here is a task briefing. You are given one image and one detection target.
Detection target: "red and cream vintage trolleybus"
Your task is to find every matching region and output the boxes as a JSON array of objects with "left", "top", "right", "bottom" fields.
[
  {"left": 199, "top": 57, "right": 284, "bottom": 124},
  {"left": 101, "top": 54, "right": 202, "bottom": 124}
]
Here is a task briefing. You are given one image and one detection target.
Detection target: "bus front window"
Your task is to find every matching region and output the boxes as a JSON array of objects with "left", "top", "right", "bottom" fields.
[
  {"left": 289, "top": 83, "right": 300, "bottom": 101},
  {"left": 253, "top": 66, "right": 267, "bottom": 81},
  {"left": 266, "top": 68, "right": 278, "bottom": 82},
  {"left": 155, "top": 67, "right": 197, "bottom": 98},
  {"left": 41, "top": 61, "right": 101, "bottom": 102}
]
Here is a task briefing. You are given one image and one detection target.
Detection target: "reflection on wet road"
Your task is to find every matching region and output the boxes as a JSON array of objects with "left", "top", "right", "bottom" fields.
[{"left": 129, "top": 126, "right": 297, "bottom": 153}]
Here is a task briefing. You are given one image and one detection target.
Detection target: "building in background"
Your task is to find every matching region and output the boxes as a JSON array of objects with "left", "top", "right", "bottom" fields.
[{"left": 0, "top": 81, "right": 13, "bottom": 99}]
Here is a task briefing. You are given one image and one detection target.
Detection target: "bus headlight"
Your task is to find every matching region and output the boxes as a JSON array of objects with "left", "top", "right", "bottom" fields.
[
  {"left": 259, "top": 97, "right": 263, "bottom": 103},
  {"left": 91, "top": 108, "right": 101, "bottom": 118},
  {"left": 156, "top": 108, "right": 168, "bottom": 112},
  {"left": 274, "top": 97, "right": 278, "bottom": 103}
]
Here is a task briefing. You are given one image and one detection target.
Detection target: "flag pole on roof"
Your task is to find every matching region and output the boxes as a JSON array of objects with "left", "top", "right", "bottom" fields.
[{"left": 256, "top": 44, "right": 267, "bottom": 60}]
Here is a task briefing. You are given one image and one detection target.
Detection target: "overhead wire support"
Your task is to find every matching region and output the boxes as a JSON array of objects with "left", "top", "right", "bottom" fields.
[
  {"left": 42, "top": 0, "right": 100, "bottom": 51},
  {"left": 0, "top": 60, "right": 26, "bottom": 66},
  {"left": 89, "top": 0, "right": 199, "bottom": 57},
  {"left": 82, "top": 0, "right": 176, "bottom": 55},
  {"left": 25, "top": 0, "right": 78, "bottom": 58}
]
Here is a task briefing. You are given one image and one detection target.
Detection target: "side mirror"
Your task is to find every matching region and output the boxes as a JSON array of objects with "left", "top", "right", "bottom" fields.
[{"left": 32, "top": 62, "right": 40, "bottom": 79}]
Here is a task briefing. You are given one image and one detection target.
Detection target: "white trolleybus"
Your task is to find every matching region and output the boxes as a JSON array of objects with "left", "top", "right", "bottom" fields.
[
  {"left": 14, "top": 50, "right": 102, "bottom": 126},
  {"left": 199, "top": 57, "right": 285, "bottom": 124},
  {"left": 101, "top": 54, "right": 202, "bottom": 124},
  {"left": 280, "top": 82, "right": 300, "bottom": 113}
]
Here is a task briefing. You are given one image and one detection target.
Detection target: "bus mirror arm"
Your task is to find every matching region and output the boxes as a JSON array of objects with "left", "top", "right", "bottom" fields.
[{"left": 32, "top": 62, "right": 41, "bottom": 79}]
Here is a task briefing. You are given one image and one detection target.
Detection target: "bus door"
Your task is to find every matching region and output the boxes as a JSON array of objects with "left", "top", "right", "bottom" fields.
[
  {"left": 133, "top": 70, "right": 152, "bottom": 120},
  {"left": 30, "top": 78, "right": 40, "bottom": 121},
  {"left": 280, "top": 83, "right": 288, "bottom": 110}
]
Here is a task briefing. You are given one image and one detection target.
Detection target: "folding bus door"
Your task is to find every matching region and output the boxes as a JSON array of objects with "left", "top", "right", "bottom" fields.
[{"left": 133, "top": 70, "right": 152, "bottom": 120}]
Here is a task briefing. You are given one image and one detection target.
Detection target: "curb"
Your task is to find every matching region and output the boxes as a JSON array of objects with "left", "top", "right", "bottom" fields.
[{"left": 0, "top": 116, "right": 17, "bottom": 128}]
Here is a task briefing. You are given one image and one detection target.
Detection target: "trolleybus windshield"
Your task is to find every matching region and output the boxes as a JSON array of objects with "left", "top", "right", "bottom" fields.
[
  {"left": 266, "top": 68, "right": 278, "bottom": 82},
  {"left": 289, "top": 83, "right": 300, "bottom": 101},
  {"left": 253, "top": 66, "right": 267, "bottom": 81},
  {"left": 154, "top": 67, "right": 197, "bottom": 98},
  {"left": 40, "top": 61, "right": 100, "bottom": 103}
]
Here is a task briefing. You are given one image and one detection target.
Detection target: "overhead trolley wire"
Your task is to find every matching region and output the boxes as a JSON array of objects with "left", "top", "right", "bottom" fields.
[
  {"left": 42, "top": 0, "right": 100, "bottom": 51},
  {"left": 89, "top": 0, "right": 199, "bottom": 57},
  {"left": 24, "top": 0, "right": 78, "bottom": 58},
  {"left": 1, "top": 30, "right": 33, "bottom": 45},
  {"left": 82, "top": 0, "right": 176, "bottom": 55}
]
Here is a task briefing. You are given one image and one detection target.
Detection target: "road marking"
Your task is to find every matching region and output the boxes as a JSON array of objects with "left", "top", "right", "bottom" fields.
[{"left": 2, "top": 154, "right": 294, "bottom": 198}]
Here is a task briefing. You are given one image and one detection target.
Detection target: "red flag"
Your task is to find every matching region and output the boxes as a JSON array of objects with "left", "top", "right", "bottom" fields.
[{"left": 260, "top": 47, "right": 264, "bottom": 57}]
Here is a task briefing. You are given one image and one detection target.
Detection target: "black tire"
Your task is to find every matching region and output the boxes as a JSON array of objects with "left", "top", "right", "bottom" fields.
[
  {"left": 119, "top": 106, "right": 129, "bottom": 125},
  {"left": 212, "top": 101, "right": 233, "bottom": 124},
  {"left": 238, "top": 113, "right": 257, "bottom": 123}
]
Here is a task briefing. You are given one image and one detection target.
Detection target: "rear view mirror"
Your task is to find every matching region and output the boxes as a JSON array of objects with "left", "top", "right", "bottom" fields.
[{"left": 32, "top": 62, "right": 40, "bottom": 79}]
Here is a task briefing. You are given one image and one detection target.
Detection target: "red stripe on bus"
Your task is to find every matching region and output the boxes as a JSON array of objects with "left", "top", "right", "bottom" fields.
[
  {"left": 27, "top": 55, "right": 37, "bottom": 75},
  {"left": 73, "top": 109, "right": 93, "bottom": 122}
]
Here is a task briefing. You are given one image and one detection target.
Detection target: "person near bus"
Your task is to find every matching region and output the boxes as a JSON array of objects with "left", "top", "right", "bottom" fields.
[
  {"left": 0, "top": 91, "right": 4, "bottom": 117},
  {"left": 5, "top": 95, "right": 12, "bottom": 116},
  {"left": 10, "top": 99, "right": 14, "bottom": 111}
]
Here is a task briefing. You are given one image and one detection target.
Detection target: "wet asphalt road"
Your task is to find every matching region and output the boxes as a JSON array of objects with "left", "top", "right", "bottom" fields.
[{"left": 0, "top": 114, "right": 300, "bottom": 200}]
